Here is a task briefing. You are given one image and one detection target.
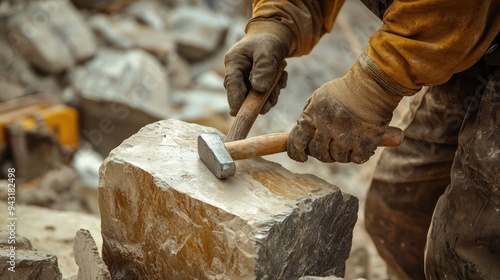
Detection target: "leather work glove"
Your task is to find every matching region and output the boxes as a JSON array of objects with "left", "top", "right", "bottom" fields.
[
  {"left": 224, "top": 20, "right": 295, "bottom": 116},
  {"left": 287, "top": 53, "right": 417, "bottom": 164}
]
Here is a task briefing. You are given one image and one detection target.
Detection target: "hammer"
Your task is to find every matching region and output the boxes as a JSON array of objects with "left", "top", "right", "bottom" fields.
[
  {"left": 198, "top": 60, "right": 404, "bottom": 178},
  {"left": 198, "top": 127, "right": 403, "bottom": 179},
  {"left": 198, "top": 62, "right": 287, "bottom": 178}
]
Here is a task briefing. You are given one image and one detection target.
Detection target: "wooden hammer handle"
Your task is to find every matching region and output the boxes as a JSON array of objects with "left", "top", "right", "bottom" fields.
[
  {"left": 226, "top": 126, "right": 404, "bottom": 161},
  {"left": 225, "top": 63, "right": 287, "bottom": 142}
]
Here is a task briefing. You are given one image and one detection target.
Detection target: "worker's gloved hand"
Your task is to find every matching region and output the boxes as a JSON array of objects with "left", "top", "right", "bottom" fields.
[
  {"left": 224, "top": 20, "right": 295, "bottom": 116},
  {"left": 287, "top": 54, "right": 417, "bottom": 163}
]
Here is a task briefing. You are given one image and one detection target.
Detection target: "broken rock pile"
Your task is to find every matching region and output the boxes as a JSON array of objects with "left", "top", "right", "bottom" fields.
[{"left": 0, "top": 0, "right": 245, "bottom": 158}]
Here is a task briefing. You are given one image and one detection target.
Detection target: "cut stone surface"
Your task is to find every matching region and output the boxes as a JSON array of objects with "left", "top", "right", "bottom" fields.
[
  {"left": 169, "top": 6, "right": 230, "bottom": 61},
  {"left": 0, "top": 248, "right": 62, "bottom": 280},
  {"left": 99, "top": 119, "right": 358, "bottom": 279},
  {"left": 7, "top": 0, "right": 97, "bottom": 74},
  {"left": 73, "top": 229, "right": 111, "bottom": 280}
]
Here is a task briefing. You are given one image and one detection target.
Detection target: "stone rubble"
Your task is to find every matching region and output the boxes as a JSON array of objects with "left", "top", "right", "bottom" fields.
[
  {"left": 70, "top": 48, "right": 170, "bottom": 119},
  {"left": 88, "top": 14, "right": 175, "bottom": 61},
  {"left": 7, "top": 0, "right": 97, "bottom": 74},
  {"left": 98, "top": 119, "right": 358, "bottom": 279},
  {"left": 0, "top": 248, "right": 63, "bottom": 280},
  {"left": 69, "top": 48, "right": 170, "bottom": 156},
  {"left": 73, "top": 229, "right": 111, "bottom": 280},
  {"left": 123, "top": 1, "right": 168, "bottom": 30},
  {"left": 0, "top": 231, "right": 33, "bottom": 250},
  {"left": 0, "top": 201, "right": 102, "bottom": 278},
  {"left": 0, "top": 75, "right": 26, "bottom": 102},
  {"left": 169, "top": 6, "right": 230, "bottom": 61}
]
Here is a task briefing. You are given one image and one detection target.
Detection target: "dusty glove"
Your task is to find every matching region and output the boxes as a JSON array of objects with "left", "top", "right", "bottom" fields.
[
  {"left": 287, "top": 53, "right": 418, "bottom": 163},
  {"left": 224, "top": 20, "right": 295, "bottom": 116}
]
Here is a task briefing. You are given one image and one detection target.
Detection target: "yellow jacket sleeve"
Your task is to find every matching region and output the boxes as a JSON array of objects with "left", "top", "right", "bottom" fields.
[
  {"left": 367, "top": 0, "right": 499, "bottom": 90},
  {"left": 248, "top": 0, "right": 345, "bottom": 56}
]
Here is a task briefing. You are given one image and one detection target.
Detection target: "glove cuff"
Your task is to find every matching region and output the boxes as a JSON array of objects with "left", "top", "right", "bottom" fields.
[
  {"left": 359, "top": 53, "right": 420, "bottom": 97},
  {"left": 340, "top": 53, "right": 418, "bottom": 123},
  {"left": 245, "top": 19, "right": 296, "bottom": 56}
]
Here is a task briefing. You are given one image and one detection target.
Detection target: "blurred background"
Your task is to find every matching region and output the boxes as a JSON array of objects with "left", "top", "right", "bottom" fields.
[{"left": 0, "top": 0, "right": 411, "bottom": 278}]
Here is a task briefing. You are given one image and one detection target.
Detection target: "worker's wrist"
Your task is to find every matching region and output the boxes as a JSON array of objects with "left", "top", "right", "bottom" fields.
[
  {"left": 358, "top": 53, "right": 420, "bottom": 97},
  {"left": 245, "top": 19, "right": 296, "bottom": 56},
  {"left": 340, "top": 55, "right": 409, "bottom": 123}
]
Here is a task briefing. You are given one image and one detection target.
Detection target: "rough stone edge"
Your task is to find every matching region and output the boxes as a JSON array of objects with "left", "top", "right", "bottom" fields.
[{"left": 74, "top": 229, "right": 111, "bottom": 280}]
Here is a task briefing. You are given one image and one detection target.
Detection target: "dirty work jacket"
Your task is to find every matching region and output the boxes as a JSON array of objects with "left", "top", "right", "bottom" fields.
[{"left": 248, "top": 0, "right": 499, "bottom": 91}]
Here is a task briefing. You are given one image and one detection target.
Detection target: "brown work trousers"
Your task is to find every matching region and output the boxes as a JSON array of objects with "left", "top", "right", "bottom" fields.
[{"left": 365, "top": 61, "right": 500, "bottom": 279}]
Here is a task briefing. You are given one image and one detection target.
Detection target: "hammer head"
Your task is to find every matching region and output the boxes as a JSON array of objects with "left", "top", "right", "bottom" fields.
[{"left": 197, "top": 132, "right": 236, "bottom": 179}]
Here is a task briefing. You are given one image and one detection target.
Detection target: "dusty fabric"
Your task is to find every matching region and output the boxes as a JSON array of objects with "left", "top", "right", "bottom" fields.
[
  {"left": 367, "top": 0, "right": 499, "bottom": 90},
  {"left": 249, "top": 0, "right": 344, "bottom": 56},
  {"left": 365, "top": 61, "right": 500, "bottom": 279},
  {"left": 250, "top": 0, "right": 499, "bottom": 90},
  {"left": 224, "top": 21, "right": 291, "bottom": 116},
  {"left": 424, "top": 66, "right": 500, "bottom": 279},
  {"left": 287, "top": 55, "right": 405, "bottom": 163}
]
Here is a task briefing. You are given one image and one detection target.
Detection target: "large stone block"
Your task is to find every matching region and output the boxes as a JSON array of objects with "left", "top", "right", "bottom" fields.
[{"left": 98, "top": 119, "right": 358, "bottom": 279}]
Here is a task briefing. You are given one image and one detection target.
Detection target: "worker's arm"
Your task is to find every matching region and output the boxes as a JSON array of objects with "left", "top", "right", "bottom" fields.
[
  {"left": 368, "top": 0, "right": 499, "bottom": 90},
  {"left": 224, "top": 0, "right": 345, "bottom": 116},
  {"left": 248, "top": 0, "right": 345, "bottom": 56},
  {"left": 287, "top": 0, "right": 499, "bottom": 163}
]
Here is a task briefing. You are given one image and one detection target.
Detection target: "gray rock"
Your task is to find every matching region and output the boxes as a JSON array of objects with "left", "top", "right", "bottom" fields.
[
  {"left": 169, "top": 6, "right": 230, "bottom": 61},
  {"left": 123, "top": 1, "right": 167, "bottom": 30},
  {"left": 170, "top": 88, "right": 230, "bottom": 133},
  {"left": 88, "top": 15, "right": 135, "bottom": 49},
  {"left": 0, "top": 39, "right": 62, "bottom": 95},
  {"left": 170, "top": 88, "right": 231, "bottom": 134},
  {"left": 0, "top": 201, "right": 102, "bottom": 278},
  {"left": 7, "top": 0, "right": 97, "bottom": 74},
  {"left": 89, "top": 15, "right": 175, "bottom": 62},
  {"left": 193, "top": 70, "right": 225, "bottom": 92},
  {"left": 166, "top": 54, "right": 192, "bottom": 90},
  {"left": 0, "top": 75, "right": 26, "bottom": 101},
  {"left": 70, "top": 49, "right": 169, "bottom": 117},
  {"left": 0, "top": 231, "right": 32, "bottom": 250},
  {"left": 98, "top": 119, "right": 358, "bottom": 279},
  {"left": 70, "top": 49, "right": 169, "bottom": 156},
  {"left": 73, "top": 229, "right": 111, "bottom": 280},
  {"left": 0, "top": 248, "right": 62, "bottom": 280},
  {"left": 70, "top": 49, "right": 170, "bottom": 119}
]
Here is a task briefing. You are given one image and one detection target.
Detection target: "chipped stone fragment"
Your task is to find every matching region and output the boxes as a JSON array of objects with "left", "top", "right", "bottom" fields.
[{"left": 73, "top": 229, "right": 111, "bottom": 280}]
